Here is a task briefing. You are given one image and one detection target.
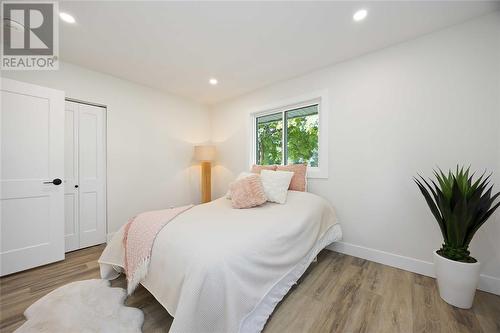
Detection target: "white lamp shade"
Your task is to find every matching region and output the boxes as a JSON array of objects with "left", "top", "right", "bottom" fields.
[{"left": 194, "top": 145, "right": 216, "bottom": 161}]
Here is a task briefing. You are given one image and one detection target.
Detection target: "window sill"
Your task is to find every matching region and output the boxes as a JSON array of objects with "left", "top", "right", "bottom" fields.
[{"left": 306, "top": 167, "right": 328, "bottom": 179}]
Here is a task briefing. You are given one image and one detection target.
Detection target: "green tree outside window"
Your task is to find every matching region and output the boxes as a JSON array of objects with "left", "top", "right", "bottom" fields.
[{"left": 256, "top": 104, "right": 319, "bottom": 167}]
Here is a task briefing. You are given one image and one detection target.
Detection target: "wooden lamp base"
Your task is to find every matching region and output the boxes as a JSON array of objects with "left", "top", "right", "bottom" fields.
[{"left": 201, "top": 161, "right": 211, "bottom": 203}]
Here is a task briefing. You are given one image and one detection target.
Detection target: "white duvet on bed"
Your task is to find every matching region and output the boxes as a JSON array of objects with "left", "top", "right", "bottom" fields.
[{"left": 99, "top": 191, "right": 341, "bottom": 333}]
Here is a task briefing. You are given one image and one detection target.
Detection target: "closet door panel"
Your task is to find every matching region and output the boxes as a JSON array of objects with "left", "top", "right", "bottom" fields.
[
  {"left": 78, "top": 104, "right": 106, "bottom": 248},
  {"left": 64, "top": 194, "right": 78, "bottom": 250},
  {"left": 64, "top": 101, "right": 79, "bottom": 252}
]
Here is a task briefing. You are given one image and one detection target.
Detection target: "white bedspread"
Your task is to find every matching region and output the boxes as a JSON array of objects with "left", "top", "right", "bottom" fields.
[{"left": 99, "top": 191, "right": 341, "bottom": 333}]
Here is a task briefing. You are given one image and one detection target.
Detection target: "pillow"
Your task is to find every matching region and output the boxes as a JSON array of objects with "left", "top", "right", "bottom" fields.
[
  {"left": 260, "top": 170, "right": 294, "bottom": 204},
  {"left": 250, "top": 164, "right": 277, "bottom": 174},
  {"left": 230, "top": 175, "right": 267, "bottom": 209},
  {"left": 276, "top": 164, "right": 307, "bottom": 191},
  {"left": 226, "top": 172, "right": 253, "bottom": 199}
]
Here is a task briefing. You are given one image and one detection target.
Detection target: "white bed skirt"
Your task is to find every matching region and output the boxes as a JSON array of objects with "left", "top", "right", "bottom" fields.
[{"left": 240, "top": 223, "right": 342, "bottom": 333}]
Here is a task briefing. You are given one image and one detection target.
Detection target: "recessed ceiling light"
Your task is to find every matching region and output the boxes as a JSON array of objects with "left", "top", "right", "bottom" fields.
[
  {"left": 353, "top": 9, "right": 368, "bottom": 22},
  {"left": 59, "top": 12, "right": 76, "bottom": 24},
  {"left": 209, "top": 78, "right": 218, "bottom": 85}
]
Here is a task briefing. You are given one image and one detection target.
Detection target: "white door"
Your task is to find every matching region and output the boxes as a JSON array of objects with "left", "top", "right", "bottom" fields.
[
  {"left": 64, "top": 102, "right": 79, "bottom": 252},
  {"left": 64, "top": 101, "right": 106, "bottom": 251},
  {"left": 78, "top": 103, "right": 106, "bottom": 248},
  {"left": 1, "top": 79, "right": 65, "bottom": 276}
]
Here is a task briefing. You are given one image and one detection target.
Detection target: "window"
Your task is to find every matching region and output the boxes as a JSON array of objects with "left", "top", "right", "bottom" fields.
[
  {"left": 256, "top": 112, "right": 283, "bottom": 165},
  {"left": 256, "top": 104, "right": 319, "bottom": 167},
  {"left": 285, "top": 105, "right": 319, "bottom": 167},
  {"left": 252, "top": 92, "right": 328, "bottom": 179}
]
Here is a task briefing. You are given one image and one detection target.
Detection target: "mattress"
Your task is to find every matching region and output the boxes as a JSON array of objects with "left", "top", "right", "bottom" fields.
[{"left": 99, "top": 191, "right": 342, "bottom": 333}]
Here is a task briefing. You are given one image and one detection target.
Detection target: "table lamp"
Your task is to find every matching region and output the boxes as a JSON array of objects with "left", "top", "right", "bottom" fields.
[{"left": 194, "top": 145, "right": 216, "bottom": 203}]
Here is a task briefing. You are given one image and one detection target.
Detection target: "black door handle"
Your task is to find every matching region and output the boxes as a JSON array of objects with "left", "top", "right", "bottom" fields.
[{"left": 43, "top": 178, "right": 62, "bottom": 185}]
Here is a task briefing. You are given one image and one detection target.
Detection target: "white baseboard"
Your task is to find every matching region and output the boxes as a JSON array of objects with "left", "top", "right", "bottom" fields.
[
  {"left": 327, "top": 241, "right": 500, "bottom": 296},
  {"left": 479, "top": 274, "right": 500, "bottom": 296},
  {"left": 106, "top": 232, "right": 115, "bottom": 243}
]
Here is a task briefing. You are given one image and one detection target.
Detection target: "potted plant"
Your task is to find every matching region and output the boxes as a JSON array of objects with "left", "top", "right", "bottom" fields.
[{"left": 414, "top": 166, "right": 500, "bottom": 309}]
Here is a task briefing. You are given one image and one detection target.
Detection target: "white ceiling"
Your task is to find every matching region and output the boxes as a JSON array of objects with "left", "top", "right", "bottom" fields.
[{"left": 58, "top": 1, "right": 500, "bottom": 105}]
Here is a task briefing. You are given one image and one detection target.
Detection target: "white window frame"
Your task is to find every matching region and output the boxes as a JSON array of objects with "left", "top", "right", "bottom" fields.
[{"left": 249, "top": 90, "right": 329, "bottom": 179}]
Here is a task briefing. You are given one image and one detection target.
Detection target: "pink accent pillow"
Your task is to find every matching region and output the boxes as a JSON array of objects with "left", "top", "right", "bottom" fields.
[
  {"left": 251, "top": 164, "right": 277, "bottom": 174},
  {"left": 230, "top": 174, "right": 267, "bottom": 209},
  {"left": 276, "top": 164, "right": 307, "bottom": 191}
]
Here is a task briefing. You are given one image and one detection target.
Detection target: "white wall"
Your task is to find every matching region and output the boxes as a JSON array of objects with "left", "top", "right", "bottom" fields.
[
  {"left": 210, "top": 13, "right": 500, "bottom": 294},
  {"left": 2, "top": 62, "right": 210, "bottom": 234}
]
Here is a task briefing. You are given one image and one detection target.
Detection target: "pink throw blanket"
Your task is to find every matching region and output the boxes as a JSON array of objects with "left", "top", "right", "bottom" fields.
[{"left": 123, "top": 205, "right": 193, "bottom": 294}]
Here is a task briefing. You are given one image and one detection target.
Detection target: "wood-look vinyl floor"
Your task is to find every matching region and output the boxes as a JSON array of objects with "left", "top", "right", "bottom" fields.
[{"left": 1, "top": 245, "right": 499, "bottom": 333}]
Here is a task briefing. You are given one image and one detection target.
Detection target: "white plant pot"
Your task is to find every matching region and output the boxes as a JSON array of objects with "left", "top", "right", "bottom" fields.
[{"left": 433, "top": 250, "right": 480, "bottom": 309}]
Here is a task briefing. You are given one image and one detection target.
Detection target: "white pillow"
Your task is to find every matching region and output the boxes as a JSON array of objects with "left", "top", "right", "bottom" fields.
[
  {"left": 260, "top": 170, "right": 294, "bottom": 204},
  {"left": 226, "top": 172, "right": 254, "bottom": 199}
]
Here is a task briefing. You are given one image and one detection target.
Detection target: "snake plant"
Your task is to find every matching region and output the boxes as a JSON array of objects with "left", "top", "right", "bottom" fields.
[{"left": 414, "top": 166, "right": 500, "bottom": 263}]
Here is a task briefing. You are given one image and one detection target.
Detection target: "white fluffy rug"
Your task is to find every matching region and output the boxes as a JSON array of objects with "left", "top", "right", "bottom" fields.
[{"left": 15, "top": 279, "right": 144, "bottom": 333}]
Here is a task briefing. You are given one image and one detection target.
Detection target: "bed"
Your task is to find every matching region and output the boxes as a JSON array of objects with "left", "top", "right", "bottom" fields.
[{"left": 98, "top": 190, "right": 342, "bottom": 333}]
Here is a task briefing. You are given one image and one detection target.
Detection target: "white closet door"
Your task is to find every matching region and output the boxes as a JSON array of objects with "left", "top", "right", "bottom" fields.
[
  {"left": 1, "top": 79, "right": 65, "bottom": 276},
  {"left": 64, "top": 101, "right": 80, "bottom": 252},
  {"left": 78, "top": 103, "right": 106, "bottom": 248}
]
